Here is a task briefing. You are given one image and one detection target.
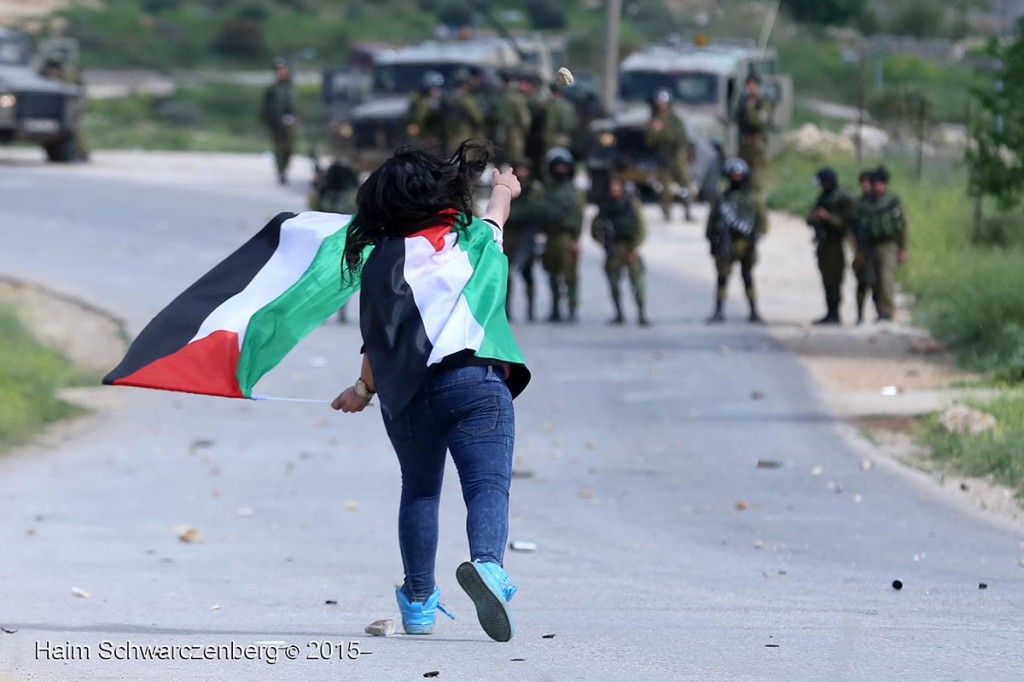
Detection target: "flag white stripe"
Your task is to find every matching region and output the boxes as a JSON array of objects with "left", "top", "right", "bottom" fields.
[
  {"left": 403, "top": 232, "right": 485, "bottom": 366},
  {"left": 189, "top": 212, "right": 350, "bottom": 347}
]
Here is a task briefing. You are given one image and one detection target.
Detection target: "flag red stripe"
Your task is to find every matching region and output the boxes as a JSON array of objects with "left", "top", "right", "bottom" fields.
[{"left": 110, "top": 330, "right": 244, "bottom": 398}]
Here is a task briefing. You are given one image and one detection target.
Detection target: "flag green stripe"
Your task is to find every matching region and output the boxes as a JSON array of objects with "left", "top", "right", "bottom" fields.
[{"left": 235, "top": 222, "right": 363, "bottom": 396}]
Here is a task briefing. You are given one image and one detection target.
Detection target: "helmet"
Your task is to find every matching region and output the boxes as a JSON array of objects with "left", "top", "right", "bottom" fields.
[
  {"left": 722, "top": 157, "right": 750, "bottom": 179},
  {"left": 272, "top": 56, "right": 289, "bottom": 69},
  {"left": 815, "top": 167, "right": 837, "bottom": 186},
  {"left": 653, "top": 88, "right": 672, "bottom": 104},
  {"left": 871, "top": 165, "right": 891, "bottom": 183},
  {"left": 422, "top": 70, "right": 445, "bottom": 89},
  {"left": 745, "top": 70, "right": 761, "bottom": 85},
  {"left": 545, "top": 146, "right": 575, "bottom": 178}
]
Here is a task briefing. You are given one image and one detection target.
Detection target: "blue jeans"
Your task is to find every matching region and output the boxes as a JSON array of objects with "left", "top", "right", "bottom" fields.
[{"left": 382, "top": 365, "right": 515, "bottom": 602}]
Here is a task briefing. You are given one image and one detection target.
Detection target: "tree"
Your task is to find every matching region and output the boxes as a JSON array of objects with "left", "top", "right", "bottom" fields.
[
  {"left": 780, "top": 0, "right": 868, "bottom": 26},
  {"left": 968, "top": 22, "right": 1024, "bottom": 211}
]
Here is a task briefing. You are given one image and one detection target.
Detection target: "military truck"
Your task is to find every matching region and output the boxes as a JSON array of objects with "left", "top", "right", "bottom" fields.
[
  {"left": 0, "top": 27, "right": 85, "bottom": 162},
  {"left": 327, "top": 36, "right": 536, "bottom": 169},
  {"left": 587, "top": 40, "right": 792, "bottom": 203}
]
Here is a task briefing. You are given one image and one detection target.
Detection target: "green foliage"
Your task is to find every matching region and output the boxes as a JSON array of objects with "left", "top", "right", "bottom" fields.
[
  {"left": 968, "top": 24, "right": 1024, "bottom": 211},
  {"left": 212, "top": 17, "right": 268, "bottom": 58},
  {"left": 0, "top": 305, "right": 80, "bottom": 451},
  {"left": 920, "top": 394, "right": 1024, "bottom": 498},
  {"left": 780, "top": 0, "right": 868, "bottom": 26},
  {"left": 890, "top": 0, "right": 944, "bottom": 38}
]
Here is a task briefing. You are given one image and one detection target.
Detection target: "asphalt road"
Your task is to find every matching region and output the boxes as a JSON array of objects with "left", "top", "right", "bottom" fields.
[{"left": 1, "top": 152, "right": 1022, "bottom": 682}]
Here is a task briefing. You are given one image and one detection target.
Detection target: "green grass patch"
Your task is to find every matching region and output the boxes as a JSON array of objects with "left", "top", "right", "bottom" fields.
[
  {"left": 0, "top": 304, "right": 83, "bottom": 451},
  {"left": 85, "top": 82, "right": 322, "bottom": 153},
  {"left": 919, "top": 395, "right": 1024, "bottom": 498}
]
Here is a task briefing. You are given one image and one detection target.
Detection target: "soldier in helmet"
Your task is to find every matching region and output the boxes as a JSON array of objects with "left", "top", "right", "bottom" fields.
[
  {"left": 862, "top": 166, "right": 908, "bottom": 321},
  {"left": 645, "top": 87, "right": 692, "bottom": 222},
  {"left": 442, "top": 70, "right": 486, "bottom": 153},
  {"left": 407, "top": 71, "right": 445, "bottom": 147},
  {"left": 850, "top": 169, "right": 877, "bottom": 324},
  {"left": 491, "top": 70, "right": 532, "bottom": 166},
  {"left": 503, "top": 158, "right": 546, "bottom": 322},
  {"left": 735, "top": 72, "right": 773, "bottom": 193},
  {"left": 262, "top": 57, "right": 299, "bottom": 185},
  {"left": 591, "top": 175, "right": 649, "bottom": 326},
  {"left": 806, "top": 167, "right": 854, "bottom": 325},
  {"left": 705, "top": 157, "right": 767, "bottom": 324},
  {"left": 538, "top": 148, "right": 584, "bottom": 322}
]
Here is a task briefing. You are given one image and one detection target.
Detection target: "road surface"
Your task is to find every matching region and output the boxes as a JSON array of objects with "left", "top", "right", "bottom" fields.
[{"left": 1, "top": 151, "right": 1022, "bottom": 681}]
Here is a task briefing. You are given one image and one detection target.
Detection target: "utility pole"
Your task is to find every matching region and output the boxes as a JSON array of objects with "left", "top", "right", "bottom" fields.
[{"left": 601, "top": 0, "right": 622, "bottom": 115}]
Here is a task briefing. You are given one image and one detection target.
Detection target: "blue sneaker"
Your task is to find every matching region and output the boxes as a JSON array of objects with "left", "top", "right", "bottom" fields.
[
  {"left": 395, "top": 586, "right": 455, "bottom": 635},
  {"left": 456, "top": 560, "right": 517, "bottom": 642}
]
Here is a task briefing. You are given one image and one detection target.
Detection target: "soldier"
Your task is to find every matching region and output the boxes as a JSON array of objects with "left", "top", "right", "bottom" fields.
[
  {"left": 538, "top": 148, "right": 584, "bottom": 322},
  {"left": 863, "top": 166, "right": 908, "bottom": 322},
  {"left": 591, "top": 176, "right": 649, "bottom": 326},
  {"left": 442, "top": 72, "right": 486, "bottom": 153},
  {"left": 309, "top": 158, "right": 360, "bottom": 322},
  {"left": 407, "top": 71, "right": 445, "bottom": 147},
  {"left": 645, "top": 88, "right": 692, "bottom": 222},
  {"left": 491, "top": 71, "right": 532, "bottom": 166},
  {"left": 806, "top": 167, "right": 854, "bottom": 325},
  {"left": 261, "top": 57, "right": 298, "bottom": 185},
  {"left": 542, "top": 83, "right": 578, "bottom": 157},
  {"left": 850, "top": 169, "right": 876, "bottom": 324},
  {"left": 705, "top": 157, "right": 767, "bottom": 324},
  {"left": 735, "top": 73, "right": 773, "bottom": 193},
  {"left": 503, "top": 159, "right": 545, "bottom": 322},
  {"left": 521, "top": 74, "right": 548, "bottom": 177}
]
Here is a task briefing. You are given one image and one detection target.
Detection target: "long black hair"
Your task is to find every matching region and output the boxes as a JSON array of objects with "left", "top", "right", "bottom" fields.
[{"left": 342, "top": 140, "right": 492, "bottom": 277}]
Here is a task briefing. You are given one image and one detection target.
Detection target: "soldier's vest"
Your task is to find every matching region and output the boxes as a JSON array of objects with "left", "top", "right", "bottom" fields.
[
  {"left": 547, "top": 183, "right": 581, "bottom": 235},
  {"left": 815, "top": 188, "right": 852, "bottom": 240},
  {"left": 600, "top": 198, "right": 641, "bottom": 242},
  {"left": 866, "top": 195, "right": 905, "bottom": 243},
  {"left": 717, "top": 189, "right": 758, "bottom": 238}
]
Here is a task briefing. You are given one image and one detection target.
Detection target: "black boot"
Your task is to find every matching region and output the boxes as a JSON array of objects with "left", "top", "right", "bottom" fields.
[
  {"left": 813, "top": 306, "right": 840, "bottom": 325},
  {"left": 748, "top": 301, "right": 764, "bottom": 324},
  {"left": 637, "top": 302, "right": 650, "bottom": 327},
  {"left": 609, "top": 299, "right": 624, "bottom": 325},
  {"left": 706, "top": 300, "right": 725, "bottom": 324}
]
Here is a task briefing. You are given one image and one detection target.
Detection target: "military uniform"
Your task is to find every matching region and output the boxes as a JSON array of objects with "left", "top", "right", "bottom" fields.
[
  {"left": 503, "top": 178, "right": 545, "bottom": 321},
  {"left": 262, "top": 79, "right": 297, "bottom": 184},
  {"left": 537, "top": 179, "right": 584, "bottom": 322},
  {"left": 706, "top": 180, "right": 767, "bottom": 322},
  {"left": 407, "top": 90, "right": 442, "bottom": 145},
  {"left": 645, "top": 108, "right": 690, "bottom": 221},
  {"left": 862, "top": 193, "right": 908, "bottom": 321},
  {"left": 491, "top": 84, "right": 531, "bottom": 165},
  {"left": 850, "top": 189, "right": 877, "bottom": 324},
  {"left": 807, "top": 181, "right": 855, "bottom": 323},
  {"left": 543, "top": 94, "right": 578, "bottom": 155},
  {"left": 735, "top": 94, "right": 772, "bottom": 192},
  {"left": 591, "top": 186, "right": 648, "bottom": 325},
  {"left": 443, "top": 88, "right": 486, "bottom": 153}
]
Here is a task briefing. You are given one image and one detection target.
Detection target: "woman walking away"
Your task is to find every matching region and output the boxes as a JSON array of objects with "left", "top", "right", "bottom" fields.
[{"left": 331, "top": 142, "right": 530, "bottom": 643}]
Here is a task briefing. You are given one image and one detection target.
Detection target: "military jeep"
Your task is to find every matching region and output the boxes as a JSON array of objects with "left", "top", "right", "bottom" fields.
[
  {"left": 0, "top": 28, "right": 85, "bottom": 162},
  {"left": 587, "top": 40, "right": 792, "bottom": 204}
]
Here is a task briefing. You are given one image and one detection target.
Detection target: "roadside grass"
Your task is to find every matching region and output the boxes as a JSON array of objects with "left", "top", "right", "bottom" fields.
[
  {"left": 85, "top": 82, "right": 322, "bottom": 153},
  {"left": 918, "top": 395, "right": 1024, "bottom": 499},
  {"left": 0, "top": 304, "right": 82, "bottom": 451}
]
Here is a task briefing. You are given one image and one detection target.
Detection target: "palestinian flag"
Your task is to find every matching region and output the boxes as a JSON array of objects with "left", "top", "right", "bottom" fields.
[
  {"left": 358, "top": 211, "right": 530, "bottom": 417},
  {"left": 103, "top": 211, "right": 360, "bottom": 398}
]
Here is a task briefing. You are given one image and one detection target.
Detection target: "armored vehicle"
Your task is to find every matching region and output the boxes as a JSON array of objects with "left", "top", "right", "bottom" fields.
[
  {"left": 0, "top": 27, "right": 85, "bottom": 162},
  {"left": 587, "top": 40, "right": 792, "bottom": 203},
  {"left": 328, "top": 37, "right": 532, "bottom": 169}
]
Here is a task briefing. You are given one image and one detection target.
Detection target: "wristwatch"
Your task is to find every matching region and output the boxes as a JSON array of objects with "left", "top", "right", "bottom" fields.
[{"left": 354, "top": 377, "right": 375, "bottom": 400}]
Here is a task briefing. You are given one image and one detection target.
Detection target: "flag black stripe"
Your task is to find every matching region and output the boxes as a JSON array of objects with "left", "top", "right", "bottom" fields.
[{"left": 103, "top": 212, "right": 296, "bottom": 384}]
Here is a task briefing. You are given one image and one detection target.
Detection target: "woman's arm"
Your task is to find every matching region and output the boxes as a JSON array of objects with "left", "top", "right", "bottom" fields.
[
  {"left": 331, "top": 354, "right": 375, "bottom": 413},
  {"left": 481, "top": 167, "right": 522, "bottom": 228}
]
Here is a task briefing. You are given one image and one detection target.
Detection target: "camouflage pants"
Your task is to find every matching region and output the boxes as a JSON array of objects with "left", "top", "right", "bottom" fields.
[
  {"left": 817, "top": 239, "right": 846, "bottom": 312},
  {"left": 271, "top": 125, "right": 295, "bottom": 177},
  {"left": 715, "top": 235, "right": 758, "bottom": 303},
  {"left": 604, "top": 241, "right": 645, "bottom": 309},
  {"left": 870, "top": 241, "right": 900, "bottom": 320},
  {"left": 542, "top": 232, "right": 579, "bottom": 318},
  {"left": 655, "top": 154, "right": 690, "bottom": 220},
  {"left": 738, "top": 134, "right": 767, "bottom": 192}
]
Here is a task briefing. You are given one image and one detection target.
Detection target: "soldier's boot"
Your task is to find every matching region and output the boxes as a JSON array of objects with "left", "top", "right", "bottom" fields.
[
  {"left": 609, "top": 297, "right": 625, "bottom": 325},
  {"left": 567, "top": 287, "right": 578, "bottom": 324},
  {"left": 637, "top": 299, "right": 650, "bottom": 327},
  {"left": 856, "top": 288, "right": 867, "bottom": 325},
  {"left": 706, "top": 297, "right": 725, "bottom": 324},
  {"left": 525, "top": 281, "right": 536, "bottom": 323},
  {"left": 813, "top": 305, "right": 841, "bottom": 326},
  {"left": 746, "top": 289, "right": 764, "bottom": 324},
  {"left": 547, "top": 277, "right": 562, "bottom": 322}
]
